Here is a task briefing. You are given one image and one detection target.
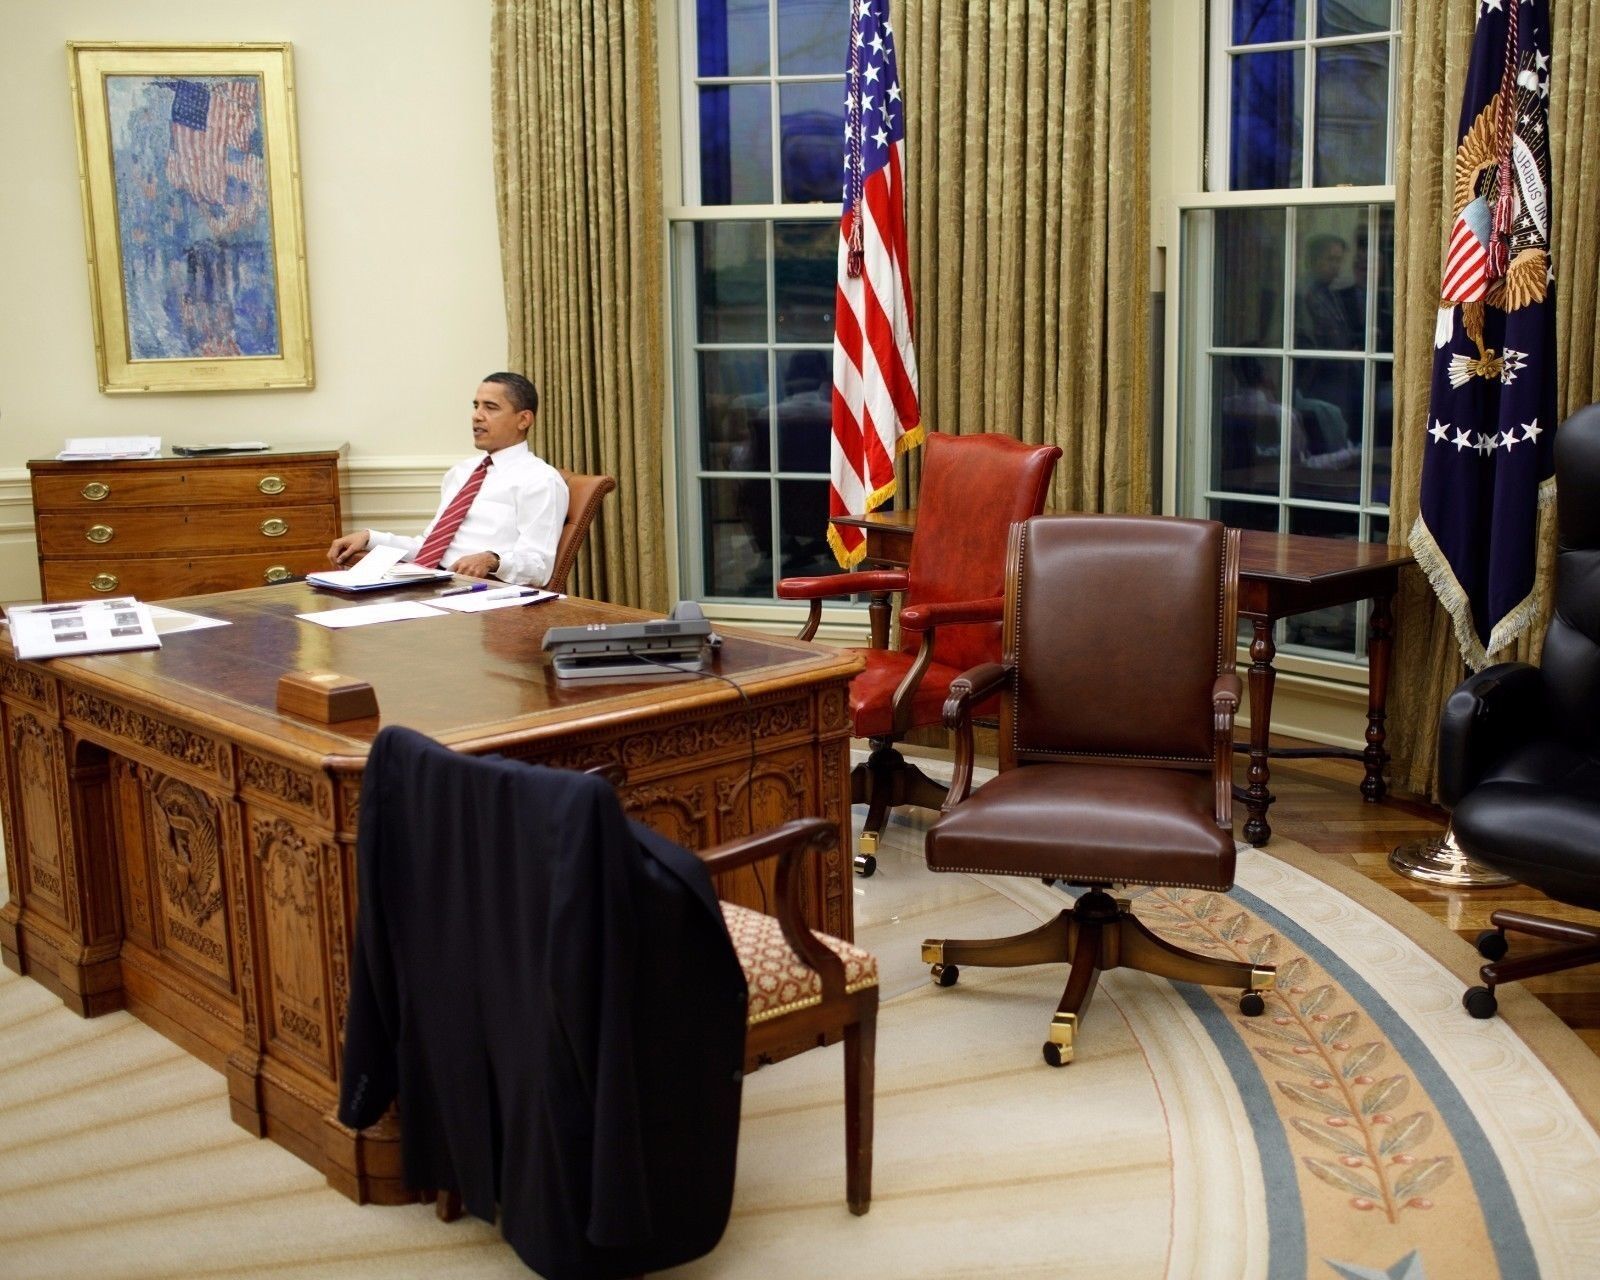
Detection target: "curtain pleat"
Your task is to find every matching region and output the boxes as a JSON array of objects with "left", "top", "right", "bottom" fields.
[
  {"left": 1388, "top": 0, "right": 1600, "bottom": 798},
  {"left": 491, "top": 0, "right": 666, "bottom": 609},
  {"left": 898, "top": 1, "right": 1151, "bottom": 515}
]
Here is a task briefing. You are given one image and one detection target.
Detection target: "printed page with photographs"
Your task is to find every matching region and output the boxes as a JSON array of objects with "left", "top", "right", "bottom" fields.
[{"left": 3, "top": 597, "right": 162, "bottom": 661}]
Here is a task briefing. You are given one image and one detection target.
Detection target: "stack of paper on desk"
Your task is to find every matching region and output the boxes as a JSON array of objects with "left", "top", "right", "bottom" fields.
[
  {"left": 305, "top": 544, "right": 451, "bottom": 592},
  {"left": 56, "top": 436, "right": 161, "bottom": 461}
]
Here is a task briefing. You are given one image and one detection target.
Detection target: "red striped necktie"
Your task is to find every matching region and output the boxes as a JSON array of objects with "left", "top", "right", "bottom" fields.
[{"left": 413, "top": 455, "right": 491, "bottom": 569}]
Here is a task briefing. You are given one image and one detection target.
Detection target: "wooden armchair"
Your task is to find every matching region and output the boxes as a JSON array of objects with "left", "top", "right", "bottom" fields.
[
  {"left": 776, "top": 432, "right": 1060, "bottom": 875},
  {"left": 546, "top": 469, "right": 617, "bottom": 594}
]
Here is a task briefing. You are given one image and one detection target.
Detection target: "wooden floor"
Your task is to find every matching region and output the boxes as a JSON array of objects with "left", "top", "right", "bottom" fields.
[{"left": 1258, "top": 746, "right": 1600, "bottom": 1055}]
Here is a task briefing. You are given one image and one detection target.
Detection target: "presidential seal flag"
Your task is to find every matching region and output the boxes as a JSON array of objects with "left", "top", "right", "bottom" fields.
[
  {"left": 1410, "top": 0, "right": 1558, "bottom": 670},
  {"left": 829, "top": 0, "right": 922, "bottom": 570}
]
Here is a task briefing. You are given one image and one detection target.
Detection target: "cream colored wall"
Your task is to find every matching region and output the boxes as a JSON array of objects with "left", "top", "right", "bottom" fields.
[{"left": 0, "top": 0, "right": 506, "bottom": 603}]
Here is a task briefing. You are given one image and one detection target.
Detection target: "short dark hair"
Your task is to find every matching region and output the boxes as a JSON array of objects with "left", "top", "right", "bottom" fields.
[{"left": 481, "top": 371, "right": 539, "bottom": 416}]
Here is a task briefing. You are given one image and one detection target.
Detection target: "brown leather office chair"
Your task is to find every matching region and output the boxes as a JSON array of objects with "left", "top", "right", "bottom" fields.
[
  {"left": 546, "top": 469, "right": 617, "bottom": 594},
  {"left": 921, "top": 515, "right": 1275, "bottom": 1066},
  {"left": 777, "top": 432, "right": 1061, "bottom": 875}
]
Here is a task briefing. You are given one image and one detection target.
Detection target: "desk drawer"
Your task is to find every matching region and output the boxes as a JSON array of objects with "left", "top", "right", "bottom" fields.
[
  {"left": 31, "top": 462, "right": 338, "bottom": 510},
  {"left": 41, "top": 549, "right": 329, "bottom": 602},
  {"left": 37, "top": 506, "right": 338, "bottom": 557}
]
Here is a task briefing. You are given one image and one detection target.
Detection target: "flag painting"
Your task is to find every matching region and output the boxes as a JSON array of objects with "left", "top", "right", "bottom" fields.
[
  {"left": 1410, "top": 0, "right": 1558, "bottom": 670},
  {"left": 829, "top": 0, "right": 922, "bottom": 570}
]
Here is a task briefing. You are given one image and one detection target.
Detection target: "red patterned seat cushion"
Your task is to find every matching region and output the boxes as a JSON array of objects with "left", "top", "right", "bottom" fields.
[{"left": 721, "top": 903, "right": 878, "bottom": 1025}]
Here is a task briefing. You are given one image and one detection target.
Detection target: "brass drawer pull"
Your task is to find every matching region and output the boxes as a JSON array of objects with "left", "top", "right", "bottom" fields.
[
  {"left": 82, "top": 482, "right": 111, "bottom": 502},
  {"left": 263, "top": 565, "right": 293, "bottom": 584},
  {"left": 258, "top": 475, "right": 286, "bottom": 496},
  {"left": 86, "top": 524, "right": 114, "bottom": 544},
  {"left": 260, "top": 518, "right": 289, "bottom": 538},
  {"left": 91, "top": 573, "right": 119, "bottom": 593}
]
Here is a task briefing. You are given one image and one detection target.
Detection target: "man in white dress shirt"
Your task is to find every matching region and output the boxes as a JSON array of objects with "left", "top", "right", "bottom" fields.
[{"left": 326, "top": 373, "right": 569, "bottom": 586}]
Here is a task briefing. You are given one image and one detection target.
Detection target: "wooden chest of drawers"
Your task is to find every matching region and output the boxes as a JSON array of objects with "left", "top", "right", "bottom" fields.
[{"left": 28, "top": 445, "right": 346, "bottom": 602}]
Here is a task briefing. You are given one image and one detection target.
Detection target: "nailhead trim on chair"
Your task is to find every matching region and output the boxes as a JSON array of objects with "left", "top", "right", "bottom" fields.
[
  {"left": 721, "top": 903, "right": 879, "bottom": 1025},
  {"left": 927, "top": 865, "right": 1233, "bottom": 893}
]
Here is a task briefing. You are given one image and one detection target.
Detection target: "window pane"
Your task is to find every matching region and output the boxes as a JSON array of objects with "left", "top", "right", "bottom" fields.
[
  {"left": 1214, "top": 208, "right": 1286, "bottom": 347},
  {"left": 699, "top": 85, "right": 773, "bottom": 204},
  {"left": 1371, "top": 360, "right": 1393, "bottom": 506},
  {"left": 696, "top": 222, "right": 768, "bottom": 343},
  {"left": 1313, "top": 42, "right": 1388, "bottom": 186},
  {"left": 779, "top": 479, "right": 836, "bottom": 580},
  {"left": 1368, "top": 514, "right": 1389, "bottom": 544},
  {"left": 1289, "top": 356, "right": 1361, "bottom": 501},
  {"left": 776, "top": 350, "right": 832, "bottom": 472},
  {"left": 773, "top": 220, "right": 835, "bottom": 341},
  {"left": 1230, "top": 50, "right": 1303, "bottom": 190},
  {"left": 702, "top": 477, "right": 771, "bottom": 598},
  {"left": 1372, "top": 206, "right": 1394, "bottom": 352},
  {"left": 1317, "top": 0, "right": 1388, "bottom": 37},
  {"left": 1293, "top": 208, "right": 1363, "bottom": 352},
  {"left": 1285, "top": 506, "right": 1359, "bottom": 653},
  {"left": 779, "top": 81, "right": 846, "bottom": 202},
  {"left": 698, "top": 0, "right": 769, "bottom": 76},
  {"left": 778, "top": 0, "right": 848, "bottom": 74},
  {"left": 1213, "top": 355, "right": 1284, "bottom": 497},
  {"left": 1211, "top": 498, "right": 1280, "bottom": 531},
  {"left": 1233, "top": 0, "right": 1304, "bottom": 44},
  {"left": 699, "top": 350, "right": 769, "bottom": 471}
]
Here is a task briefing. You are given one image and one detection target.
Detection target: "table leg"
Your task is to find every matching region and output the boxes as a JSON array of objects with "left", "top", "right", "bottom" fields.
[
  {"left": 1245, "top": 618, "right": 1276, "bottom": 846},
  {"left": 867, "top": 591, "right": 891, "bottom": 651},
  {"left": 1362, "top": 592, "right": 1394, "bottom": 802}
]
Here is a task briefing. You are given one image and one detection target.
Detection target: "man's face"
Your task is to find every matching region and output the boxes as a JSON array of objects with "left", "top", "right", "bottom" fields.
[{"left": 471, "top": 382, "right": 532, "bottom": 453}]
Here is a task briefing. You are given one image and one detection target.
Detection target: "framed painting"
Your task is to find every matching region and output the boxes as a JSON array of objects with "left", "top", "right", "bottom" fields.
[{"left": 67, "top": 42, "right": 314, "bottom": 393}]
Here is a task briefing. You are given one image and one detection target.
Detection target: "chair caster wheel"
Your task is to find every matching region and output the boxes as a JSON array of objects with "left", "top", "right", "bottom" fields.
[
  {"left": 931, "top": 963, "right": 959, "bottom": 988},
  {"left": 1042, "top": 1041, "right": 1068, "bottom": 1068},
  {"left": 1475, "top": 929, "right": 1508, "bottom": 961},
  {"left": 1463, "top": 986, "right": 1498, "bottom": 1019},
  {"left": 1239, "top": 991, "right": 1266, "bottom": 1017},
  {"left": 853, "top": 853, "right": 877, "bottom": 877}
]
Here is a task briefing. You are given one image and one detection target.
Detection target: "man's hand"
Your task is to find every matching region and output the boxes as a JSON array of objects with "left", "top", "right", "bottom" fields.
[
  {"left": 328, "top": 530, "right": 370, "bottom": 568},
  {"left": 449, "top": 551, "right": 499, "bottom": 579}
]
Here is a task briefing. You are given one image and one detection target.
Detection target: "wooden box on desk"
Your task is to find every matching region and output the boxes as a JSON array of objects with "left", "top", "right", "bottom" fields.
[{"left": 28, "top": 445, "right": 346, "bottom": 601}]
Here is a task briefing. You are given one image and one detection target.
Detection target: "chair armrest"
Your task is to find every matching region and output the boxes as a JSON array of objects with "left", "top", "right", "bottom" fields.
[
  {"left": 777, "top": 569, "right": 909, "bottom": 601},
  {"left": 780, "top": 570, "right": 910, "bottom": 642},
  {"left": 1437, "top": 661, "right": 1545, "bottom": 808},
  {"left": 698, "top": 817, "right": 845, "bottom": 996},
  {"left": 1212, "top": 672, "right": 1242, "bottom": 828},
  {"left": 899, "top": 597, "right": 1004, "bottom": 632},
  {"left": 939, "top": 662, "right": 1012, "bottom": 811}
]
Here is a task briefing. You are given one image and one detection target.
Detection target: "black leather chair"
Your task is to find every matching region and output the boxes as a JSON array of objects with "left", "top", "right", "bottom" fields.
[{"left": 1441, "top": 404, "right": 1600, "bottom": 1018}]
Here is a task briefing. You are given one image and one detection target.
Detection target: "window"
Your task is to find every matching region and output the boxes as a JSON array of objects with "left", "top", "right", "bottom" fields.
[
  {"left": 670, "top": 0, "right": 850, "bottom": 602},
  {"left": 1175, "top": 0, "right": 1398, "bottom": 662}
]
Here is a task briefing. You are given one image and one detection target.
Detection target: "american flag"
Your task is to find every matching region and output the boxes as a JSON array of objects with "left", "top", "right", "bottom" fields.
[
  {"left": 165, "top": 78, "right": 259, "bottom": 206},
  {"left": 828, "top": 0, "right": 922, "bottom": 570},
  {"left": 1411, "top": 0, "right": 1558, "bottom": 669}
]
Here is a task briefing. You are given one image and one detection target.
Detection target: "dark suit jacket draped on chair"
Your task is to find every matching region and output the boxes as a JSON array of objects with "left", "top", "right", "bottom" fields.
[{"left": 339, "top": 726, "right": 746, "bottom": 1280}]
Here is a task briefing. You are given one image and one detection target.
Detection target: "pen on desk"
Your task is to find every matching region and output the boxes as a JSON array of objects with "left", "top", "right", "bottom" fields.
[{"left": 437, "top": 583, "right": 491, "bottom": 597}]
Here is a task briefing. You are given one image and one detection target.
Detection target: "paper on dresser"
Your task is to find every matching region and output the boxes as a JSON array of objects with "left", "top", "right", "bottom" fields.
[{"left": 56, "top": 436, "right": 162, "bottom": 461}]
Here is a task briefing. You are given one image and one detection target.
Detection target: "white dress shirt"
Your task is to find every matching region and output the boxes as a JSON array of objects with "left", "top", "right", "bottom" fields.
[{"left": 366, "top": 441, "right": 568, "bottom": 586}]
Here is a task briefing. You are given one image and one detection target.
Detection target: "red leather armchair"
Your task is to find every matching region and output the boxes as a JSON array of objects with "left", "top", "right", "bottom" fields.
[
  {"left": 777, "top": 432, "right": 1061, "bottom": 874},
  {"left": 921, "top": 515, "right": 1275, "bottom": 1065}
]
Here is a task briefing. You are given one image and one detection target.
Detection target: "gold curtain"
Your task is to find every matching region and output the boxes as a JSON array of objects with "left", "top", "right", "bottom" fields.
[
  {"left": 898, "top": 0, "right": 1151, "bottom": 514},
  {"left": 490, "top": 0, "right": 667, "bottom": 609},
  {"left": 1388, "top": 0, "right": 1600, "bottom": 798}
]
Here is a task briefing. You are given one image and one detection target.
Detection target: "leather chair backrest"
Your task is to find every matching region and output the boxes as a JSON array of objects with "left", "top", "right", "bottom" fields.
[
  {"left": 902, "top": 432, "right": 1061, "bottom": 674},
  {"left": 1544, "top": 404, "right": 1600, "bottom": 751},
  {"left": 547, "top": 470, "right": 617, "bottom": 595},
  {"left": 1005, "top": 514, "right": 1236, "bottom": 766}
]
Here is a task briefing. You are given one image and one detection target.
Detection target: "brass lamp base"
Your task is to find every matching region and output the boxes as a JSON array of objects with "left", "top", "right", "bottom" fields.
[{"left": 1388, "top": 827, "right": 1514, "bottom": 888}]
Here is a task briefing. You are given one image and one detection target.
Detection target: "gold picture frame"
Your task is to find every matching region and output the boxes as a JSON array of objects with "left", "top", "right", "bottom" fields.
[{"left": 67, "top": 41, "right": 313, "bottom": 393}]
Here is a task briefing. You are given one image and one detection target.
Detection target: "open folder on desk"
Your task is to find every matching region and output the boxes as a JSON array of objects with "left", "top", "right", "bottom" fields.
[{"left": 305, "top": 544, "right": 452, "bottom": 592}]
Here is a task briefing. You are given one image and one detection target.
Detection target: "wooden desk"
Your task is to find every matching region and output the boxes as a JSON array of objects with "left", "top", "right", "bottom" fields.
[
  {"left": 829, "top": 512, "right": 1414, "bottom": 845},
  {"left": 0, "top": 584, "right": 859, "bottom": 1203}
]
